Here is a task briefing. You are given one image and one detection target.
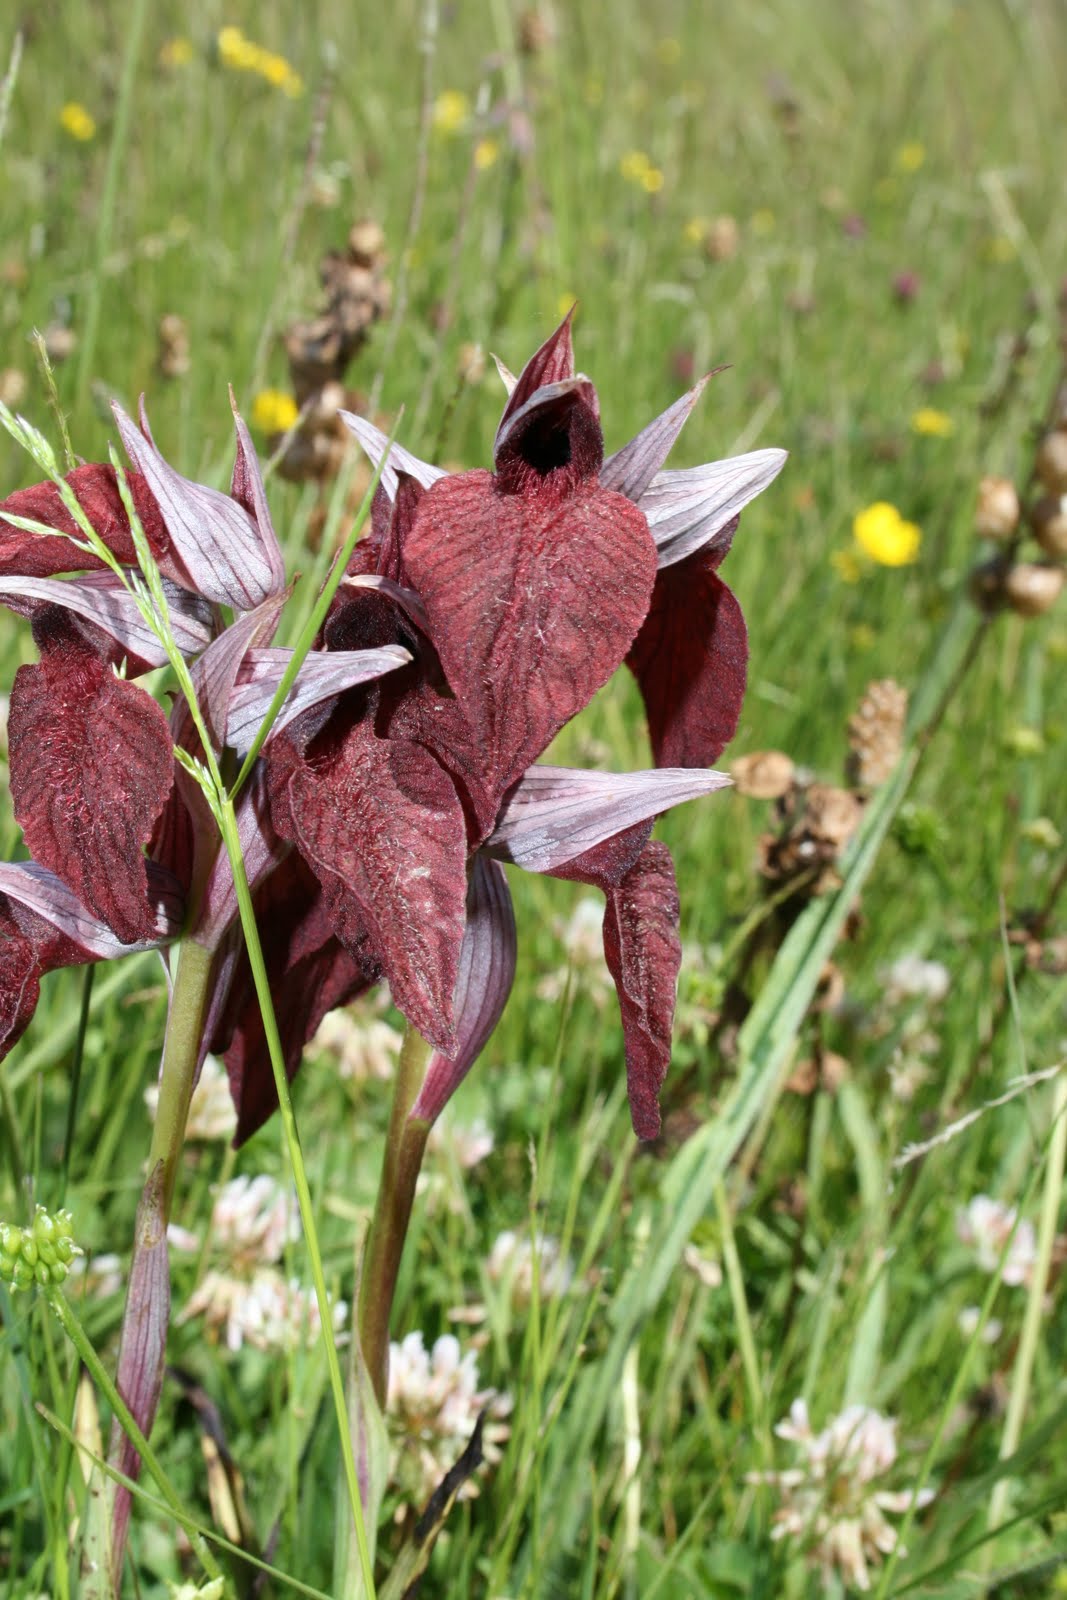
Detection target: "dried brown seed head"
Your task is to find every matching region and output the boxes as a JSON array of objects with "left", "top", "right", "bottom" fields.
[
  {"left": 1004, "top": 562, "right": 1065, "bottom": 617},
  {"left": 1030, "top": 494, "right": 1067, "bottom": 558},
  {"left": 1035, "top": 430, "right": 1067, "bottom": 494},
  {"left": 731, "top": 749, "right": 796, "bottom": 800},
  {"left": 975, "top": 475, "right": 1020, "bottom": 540},
  {"left": 847, "top": 678, "right": 908, "bottom": 787}
]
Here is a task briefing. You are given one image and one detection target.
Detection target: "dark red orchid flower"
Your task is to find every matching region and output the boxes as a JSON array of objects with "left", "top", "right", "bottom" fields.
[
  {"left": 0, "top": 399, "right": 409, "bottom": 1062},
  {"left": 220, "top": 314, "right": 786, "bottom": 1142}
]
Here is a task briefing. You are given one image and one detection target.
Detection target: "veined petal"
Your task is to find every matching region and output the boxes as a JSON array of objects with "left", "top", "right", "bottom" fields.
[
  {"left": 9, "top": 626, "right": 176, "bottom": 942},
  {"left": 494, "top": 309, "right": 578, "bottom": 447},
  {"left": 113, "top": 400, "right": 282, "bottom": 610},
  {"left": 602, "top": 842, "right": 681, "bottom": 1139},
  {"left": 341, "top": 573, "right": 430, "bottom": 637},
  {"left": 338, "top": 412, "right": 446, "bottom": 501},
  {"left": 402, "top": 470, "right": 657, "bottom": 801},
  {"left": 187, "top": 588, "right": 289, "bottom": 752},
  {"left": 641, "top": 448, "right": 787, "bottom": 570},
  {"left": 0, "top": 462, "right": 170, "bottom": 578},
  {"left": 226, "top": 644, "right": 411, "bottom": 756},
  {"left": 0, "top": 571, "right": 213, "bottom": 670},
  {"left": 267, "top": 717, "right": 469, "bottom": 1053},
  {"left": 628, "top": 554, "right": 748, "bottom": 768},
  {"left": 485, "top": 764, "right": 730, "bottom": 873},
  {"left": 411, "top": 855, "right": 517, "bottom": 1124},
  {"left": 229, "top": 391, "right": 287, "bottom": 594},
  {"left": 600, "top": 378, "right": 710, "bottom": 502},
  {"left": 0, "top": 860, "right": 181, "bottom": 956}
]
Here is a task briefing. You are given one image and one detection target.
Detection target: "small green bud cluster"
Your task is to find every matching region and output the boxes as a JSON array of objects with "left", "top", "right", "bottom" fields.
[{"left": 0, "top": 1206, "right": 81, "bottom": 1291}]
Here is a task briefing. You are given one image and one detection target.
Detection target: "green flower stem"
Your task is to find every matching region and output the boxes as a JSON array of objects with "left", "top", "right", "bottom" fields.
[
  {"left": 148, "top": 939, "right": 215, "bottom": 1217},
  {"left": 215, "top": 796, "right": 377, "bottom": 1600},
  {"left": 47, "top": 1288, "right": 225, "bottom": 1585},
  {"left": 357, "top": 1024, "right": 433, "bottom": 1409}
]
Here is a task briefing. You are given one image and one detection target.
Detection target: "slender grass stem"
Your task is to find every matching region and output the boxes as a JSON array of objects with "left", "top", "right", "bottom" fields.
[
  {"left": 988, "top": 1073, "right": 1067, "bottom": 1534},
  {"left": 215, "top": 797, "right": 378, "bottom": 1599},
  {"left": 356, "top": 1023, "right": 433, "bottom": 1407},
  {"left": 48, "top": 1289, "right": 224, "bottom": 1584},
  {"left": 73, "top": 0, "right": 149, "bottom": 416}
]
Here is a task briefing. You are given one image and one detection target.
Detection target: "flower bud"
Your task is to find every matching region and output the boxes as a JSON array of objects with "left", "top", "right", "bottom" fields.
[
  {"left": 975, "top": 475, "right": 1019, "bottom": 540},
  {"left": 347, "top": 219, "right": 385, "bottom": 265},
  {"left": 0, "top": 1207, "right": 81, "bottom": 1291},
  {"left": 1035, "top": 430, "right": 1067, "bottom": 493},
  {"left": 1004, "top": 562, "right": 1065, "bottom": 617},
  {"left": 1030, "top": 494, "right": 1067, "bottom": 558}
]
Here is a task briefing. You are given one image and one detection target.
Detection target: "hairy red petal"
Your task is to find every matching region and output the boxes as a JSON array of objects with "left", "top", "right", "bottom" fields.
[
  {"left": 209, "top": 856, "right": 375, "bottom": 1145},
  {"left": 8, "top": 630, "right": 175, "bottom": 942},
  {"left": 403, "top": 471, "right": 657, "bottom": 801},
  {"left": 0, "top": 463, "right": 169, "bottom": 577},
  {"left": 267, "top": 717, "right": 469, "bottom": 1052},
  {"left": 627, "top": 550, "right": 748, "bottom": 768},
  {"left": 0, "top": 912, "right": 41, "bottom": 1061},
  {"left": 602, "top": 842, "right": 681, "bottom": 1140}
]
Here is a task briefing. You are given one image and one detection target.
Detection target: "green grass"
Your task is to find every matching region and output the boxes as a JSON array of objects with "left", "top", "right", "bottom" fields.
[{"left": 2, "top": 1, "right": 1067, "bottom": 1596}]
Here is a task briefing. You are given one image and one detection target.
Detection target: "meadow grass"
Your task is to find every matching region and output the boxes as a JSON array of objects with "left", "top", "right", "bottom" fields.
[{"left": 1, "top": 2, "right": 1066, "bottom": 1596}]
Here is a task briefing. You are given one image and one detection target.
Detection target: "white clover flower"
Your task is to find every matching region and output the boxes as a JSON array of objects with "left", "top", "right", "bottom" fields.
[
  {"left": 179, "top": 1266, "right": 346, "bottom": 1353},
  {"left": 312, "top": 1008, "right": 403, "bottom": 1081},
  {"left": 210, "top": 1174, "right": 298, "bottom": 1269},
  {"left": 427, "top": 1114, "right": 495, "bottom": 1170},
  {"left": 956, "top": 1195, "right": 1037, "bottom": 1287},
  {"left": 682, "top": 1241, "right": 723, "bottom": 1288},
  {"left": 486, "top": 1229, "right": 574, "bottom": 1306},
  {"left": 752, "top": 1400, "right": 934, "bottom": 1591},
  {"left": 958, "top": 1304, "right": 1003, "bottom": 1344},
  {"left": 882, "top": 954, "right": 951, "bottom": 1006},
  {"left": 387, "top": 1330, "right": 511, "bottom": 1505}
]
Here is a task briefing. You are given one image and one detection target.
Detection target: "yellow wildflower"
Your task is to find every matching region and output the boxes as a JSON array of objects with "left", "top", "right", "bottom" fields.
[
  {"left": 59, "top": 102, "right": 96, "bottom": 141},
  {"left": 251, "top": 389, "right": 299, "bottom": 434},
  {"left": 853, "top": 502, "right": 921, "bottom": 567},
  {"left": 850, "top": 623, "right": 877, "bottom": 650},
  {"left": 655, "top": 37, "right": 681, "bottom": 66},
  {"left": 217, "top": 25, "right": 248, "bottom": 66},
  {"left": 159, "top": 37, "right": 194, "bottom": 68},
  {"left": 259, "top": 52, "right": 291, "bottom": 87},
  {"left": 620, "top": 150, "right": 651, "bottom": 184},
  {"left": 895, "top": 141, "right": 926, "bottom": 173},
  {"left": 910, "top": 407, "right": 954, "bottom": 438},
  {"left": 984, "top": 235, "right": 1016, "bottom": 263},
  {"left": 683, "top": 217, "right": 707, "bottom": 245},
  {"left": 433, "top": 90, "right": 470, "bottom": 134},
  {"left": 473, "top": 138, "right": 499, "bottom": 172},
  {"left": 751, "top": 207, "right": 776, "bottom": 236},
  {"left": 831, "top": 548, "right": 862, "bottom": 584},
  {"left": 641, "top": 165, "right": 665, "bottom": 194}
]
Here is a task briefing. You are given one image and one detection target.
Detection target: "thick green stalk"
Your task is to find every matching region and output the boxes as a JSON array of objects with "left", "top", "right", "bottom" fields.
[
  {"left": 147, "top": 940, "right": 215, "bottom": 1216},
  {"left": 357, "top": 1025, "right": 433, "bottom": 1408}
]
